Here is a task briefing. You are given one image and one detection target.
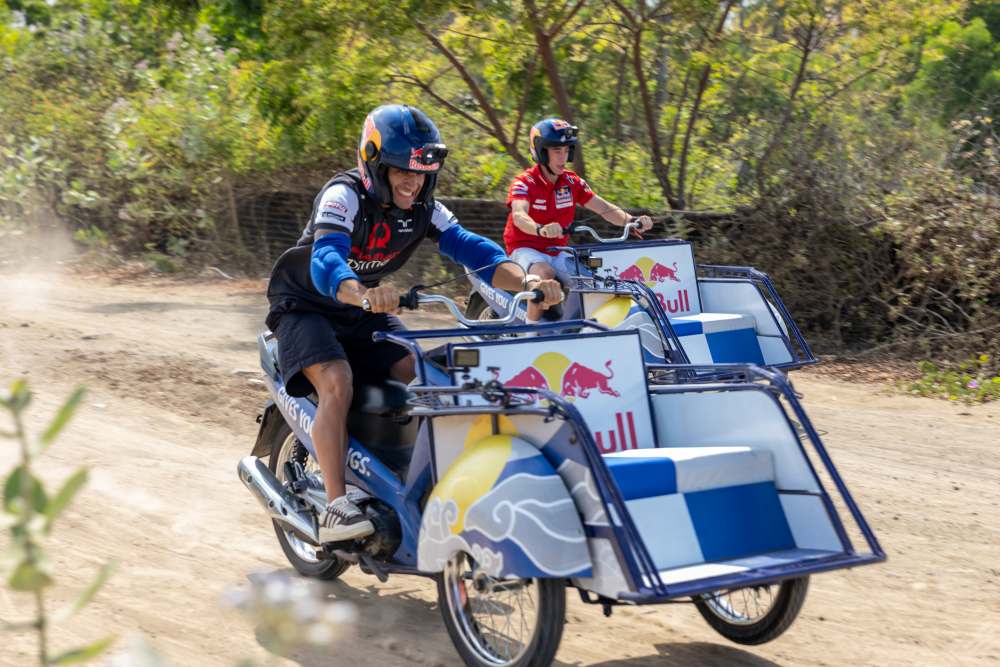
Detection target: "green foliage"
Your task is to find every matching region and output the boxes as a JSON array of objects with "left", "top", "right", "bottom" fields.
[
  {"left": 1, "top": 0, "right": 999, "bottom": 360},
  {"left": 908, "top": 15, "right": 1000, "bottom": 121},
  {"left": 1, "top": 381, "right": 115, "bottom": 665},
  {"left": 904, "top": 355, "right": 1000, "bottom": 403}
]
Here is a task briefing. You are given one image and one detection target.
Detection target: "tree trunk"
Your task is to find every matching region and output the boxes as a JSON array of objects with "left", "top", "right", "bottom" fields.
[{"left": 524, "top": 0, "right": 586, "bottom": 178}]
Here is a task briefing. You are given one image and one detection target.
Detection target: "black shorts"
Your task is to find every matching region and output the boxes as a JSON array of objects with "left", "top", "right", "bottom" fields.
[{"left": 272, "top": 309, "right": 410, "bottom": 397}]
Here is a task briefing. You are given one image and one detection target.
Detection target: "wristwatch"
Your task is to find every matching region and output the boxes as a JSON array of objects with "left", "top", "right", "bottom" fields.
[
  {"left": 523, "top": 273, "right": 542, "bottom": 290},
  {"left": 535, "top": 223, "right": 543, "bottom": 236}
]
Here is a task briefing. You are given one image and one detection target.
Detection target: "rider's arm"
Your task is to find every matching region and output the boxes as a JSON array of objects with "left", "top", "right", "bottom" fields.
[
  {"left": 310, "top": 229, "right": 364, "bottom": 306},
  {"left": 510, "top": 199, "right": 543, "bottom": 236},
  {"left": 430, "top": 201, "right": 559, "bottom": 303},
  {"left": 583, "top": 194, "right": 631, "bottom": 227},
  {"left": 432, "top": 201, "right": 512, "bottom": 284},
  {"left": 583, "top": 195, "right": 654, "bottom": 233}
]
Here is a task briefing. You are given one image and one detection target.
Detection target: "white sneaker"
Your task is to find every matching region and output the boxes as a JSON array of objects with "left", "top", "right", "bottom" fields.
[
  {"left": 318, "top": 496, "right": 374, "bottom": 542},
  {"left": 345, "top": 485, "right": 372, "bottom": 505}
]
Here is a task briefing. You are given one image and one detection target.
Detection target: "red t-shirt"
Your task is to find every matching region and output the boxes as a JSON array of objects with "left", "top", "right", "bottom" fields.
[{"left": 502, "top": 164, "right": 595, "bottom": 255}]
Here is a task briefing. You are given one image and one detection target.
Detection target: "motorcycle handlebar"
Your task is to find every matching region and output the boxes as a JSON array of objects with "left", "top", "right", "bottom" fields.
[
  {"left": 571, "top": 220, "right": 641, "bottom": 243},
  {"left": 363, "top": 287, "right": 546, "bottom": 325},
  {"left": 361, "top": 286, "right": 422, "bottom": 313}
]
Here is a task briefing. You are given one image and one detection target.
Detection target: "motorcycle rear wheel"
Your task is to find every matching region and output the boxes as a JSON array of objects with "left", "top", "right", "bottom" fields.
[
  {"left": 694, "top": 576, "right": 809, "bottom": 645},
  {"left": 268, "top": 420, "right": 350, "bottom": 580},
  {"left": 437, "top": 551, "right": 565, "bottom": 667}
]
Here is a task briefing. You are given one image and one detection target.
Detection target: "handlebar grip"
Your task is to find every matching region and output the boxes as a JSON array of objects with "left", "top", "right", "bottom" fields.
[
  {"left": 398, "top": 290, "right": 420, "bottom": 310},
  {"left": 362, "top": 286, "right": 421, "bottom": 312},
  {"left": 531, "top": 289, "right": 545, "bottom": 303}
]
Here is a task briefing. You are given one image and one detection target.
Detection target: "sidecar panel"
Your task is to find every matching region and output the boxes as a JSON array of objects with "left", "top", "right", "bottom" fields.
[
  {"left": 584, "top": 294, "right": 767, "bottom": 366},
  {"left": 588, "top": 242, "right": 703, "bottom": 316},
  {"left": 417, "top": 433, "right": 591, "bottom": 579},
  {"left": 649, "top": 389, "right": 822, "bottom": 492},
  {"left": 698, "top": 279, "right": 795, "bottom": 366},
  {"left": 449, "top": 330, "right": 658, "bottom": 453}
]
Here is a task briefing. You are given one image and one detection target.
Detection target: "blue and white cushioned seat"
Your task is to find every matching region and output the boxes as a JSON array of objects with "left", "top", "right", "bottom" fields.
[
  {"left": 668, "top": 312, "right": 765, "bottom": 365},
  {"left": 603, "top": 447, "right": 796, "bottom": 570}
]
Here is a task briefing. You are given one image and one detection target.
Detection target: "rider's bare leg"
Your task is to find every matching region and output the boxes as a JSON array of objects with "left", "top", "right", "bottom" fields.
[
  {"left": 302, "top": 359, "right": 353, "bottom": 502},
  {"left": 526, "top": 261, "right": 557, "bottom": 322}
]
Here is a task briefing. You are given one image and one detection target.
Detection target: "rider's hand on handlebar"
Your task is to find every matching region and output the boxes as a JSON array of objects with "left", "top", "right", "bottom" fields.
[
  {"left": 539, "top": 222, "right": 564, "bottom": 239},
  {"left": 526, "top": 277, "right": 563, "bottom": 307},
  {"left": 360, "top": 285, "right": 401, "bottom": 313},
  {"left": 629, "top": 215, "right": 654, "bottom": 239}
]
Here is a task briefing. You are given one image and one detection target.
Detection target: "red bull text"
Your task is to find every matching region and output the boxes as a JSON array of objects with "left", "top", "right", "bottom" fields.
[{"left": 595, "top": 411, "right": 639, "bottom": 452}]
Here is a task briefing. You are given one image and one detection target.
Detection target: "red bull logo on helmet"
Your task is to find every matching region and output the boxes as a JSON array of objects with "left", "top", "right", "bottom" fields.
[
  {"left": 613, "top": 256, "right": 692, "bottom": 314},
  {"left": 407, "top": 146, "right": 440, "bottom": 172}
]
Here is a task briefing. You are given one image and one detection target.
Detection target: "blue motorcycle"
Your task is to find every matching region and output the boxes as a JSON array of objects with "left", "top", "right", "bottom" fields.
[{"left": 240, "top": 289, "right": 883, "bottom": 667}]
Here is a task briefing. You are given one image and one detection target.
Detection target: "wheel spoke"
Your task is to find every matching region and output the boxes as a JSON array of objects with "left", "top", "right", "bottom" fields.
[
  {"left": 704, "top": 584, "right": 779, "bottom": 626},
  {"left": 444, "top": 554, "right": 539, "bottom": 665}
]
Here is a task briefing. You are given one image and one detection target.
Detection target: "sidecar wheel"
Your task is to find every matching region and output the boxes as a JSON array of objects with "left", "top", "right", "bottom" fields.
[
  {"left": 437, "top": 551, "right": 565, "bottom": 667},
  {"left": 268, "top": 420, "right": 350, "bottom": 580},
  {"left": 694, "top": 576, "right": 809, "bottom": 645}
]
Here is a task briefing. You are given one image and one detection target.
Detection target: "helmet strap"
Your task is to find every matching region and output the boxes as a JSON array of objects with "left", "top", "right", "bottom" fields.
[{"left": 539, "top": 149, "right": 560, "bottom": 182}]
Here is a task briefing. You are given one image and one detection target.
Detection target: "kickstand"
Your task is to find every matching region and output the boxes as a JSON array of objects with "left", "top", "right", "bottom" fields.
[{"left": 359, "top": 552, "right": 389, "bottom": 583}]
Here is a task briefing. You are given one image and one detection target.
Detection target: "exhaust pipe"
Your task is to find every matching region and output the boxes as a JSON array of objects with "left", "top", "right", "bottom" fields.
[{"left": 238, "top": 456, "right": 319, "bottom": 545}]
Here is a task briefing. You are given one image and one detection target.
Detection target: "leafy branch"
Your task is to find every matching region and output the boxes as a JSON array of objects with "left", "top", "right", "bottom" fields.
[{"left": 2, "top": 381, "right": 115, "bottom": 666}]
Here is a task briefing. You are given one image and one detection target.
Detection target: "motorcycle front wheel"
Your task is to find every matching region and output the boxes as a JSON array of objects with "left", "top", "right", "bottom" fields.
[
  {"left": 267, "top": 419, "right": 350, "bottom": 580},
  {"left": 437, "top": 551, "right": 565, "bottom": 667}
]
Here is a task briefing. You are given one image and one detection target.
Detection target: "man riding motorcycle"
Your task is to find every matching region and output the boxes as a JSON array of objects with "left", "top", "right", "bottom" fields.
[
  {"left": 265, "top": 104, "right": 562, "bottom": 541},
  {"left": 502, "top": 118, "right": 654, "bottom": 323}
]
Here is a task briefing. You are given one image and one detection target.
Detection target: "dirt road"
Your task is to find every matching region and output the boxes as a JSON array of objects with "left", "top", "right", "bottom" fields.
[{"left": 1, "top": 268, "right": 998, "bottom": 667}]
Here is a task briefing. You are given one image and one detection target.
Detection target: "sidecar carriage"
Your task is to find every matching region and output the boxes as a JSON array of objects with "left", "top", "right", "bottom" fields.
[
  {"left": 241, "top": 292, "right": 883, "bottom": 667},
  {"left": 466, "top": 224, "right": 816, "bottom": 371}
]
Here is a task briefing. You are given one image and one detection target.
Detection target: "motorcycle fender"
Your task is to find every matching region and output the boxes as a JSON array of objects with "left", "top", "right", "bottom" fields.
[
  {"left": 417, "top": 434, "right": 592, "bottom": 579},
  {"left": 251, "top": 401, "right": 279, "bottom": 458}
]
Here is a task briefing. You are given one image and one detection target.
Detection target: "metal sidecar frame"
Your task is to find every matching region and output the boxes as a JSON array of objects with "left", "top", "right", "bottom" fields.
[
  {"left": 370, "top": 324, "right": 883, "bottom": 604},
  {"left": 466, "top": 235, "right": 817, "bottom": 371}
]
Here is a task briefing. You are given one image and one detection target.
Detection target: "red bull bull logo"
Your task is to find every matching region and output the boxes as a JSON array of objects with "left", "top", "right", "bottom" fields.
[
  {"left": 496, "top": 351, "right": 639, "bottom": 452},
  {"left": 500, "top": 352, "right": 619, "bottom": 400},
  {"left": 649, "top": 261, "right": 681, "bottom": 283},
  {"left": 613, "top": 256, "right": 692, "bottom": 314},
  {"left": 561, "top": 360, "right": 619, "bottom": 399},
  {"left": 503, "top": 365, "right": 548, "bottom": 392}
]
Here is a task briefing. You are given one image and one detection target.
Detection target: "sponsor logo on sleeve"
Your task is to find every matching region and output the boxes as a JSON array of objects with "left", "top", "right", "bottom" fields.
[{"left": 511, "top": 181, "right": 529, "bottom": 196}]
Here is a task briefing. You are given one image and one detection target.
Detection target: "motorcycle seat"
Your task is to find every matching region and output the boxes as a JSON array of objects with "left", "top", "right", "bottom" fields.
[
  {"left": 351, "top": 380, "right": 412, "bottom": 416},
  {"left": 307, "top": 380, "right": 412, "bottom": 416}
]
